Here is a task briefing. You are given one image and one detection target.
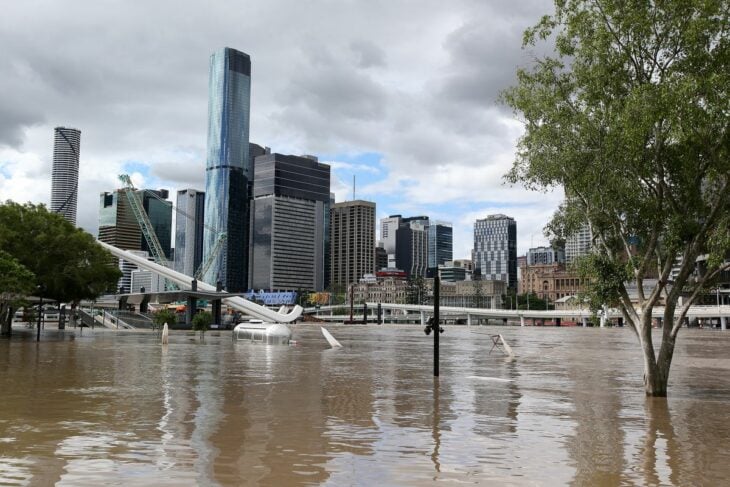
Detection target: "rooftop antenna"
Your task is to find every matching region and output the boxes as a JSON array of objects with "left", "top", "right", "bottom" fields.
[{"left": 353, "top": 175, "right": 356, "bottom": 200}]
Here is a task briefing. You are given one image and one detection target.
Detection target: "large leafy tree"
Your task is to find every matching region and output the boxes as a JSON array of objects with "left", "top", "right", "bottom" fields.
[
  {"left": 503, "top": 1, "right": 729, "bottom": 395},
  {"left": 0, "top": 201, "right": 121, "bottom": 307},
  {"left": 0, "top": 250, "right": 36, "bottom": 335}
]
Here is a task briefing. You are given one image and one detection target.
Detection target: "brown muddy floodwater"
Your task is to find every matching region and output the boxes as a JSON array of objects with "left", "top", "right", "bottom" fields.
[{"left": 0, "top": 325, "right": 729, "bottom": 486}]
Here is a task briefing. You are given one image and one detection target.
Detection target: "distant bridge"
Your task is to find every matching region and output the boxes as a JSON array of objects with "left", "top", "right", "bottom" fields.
[{"left": 304, "top": 303, "right": 730, "bottom": 329}]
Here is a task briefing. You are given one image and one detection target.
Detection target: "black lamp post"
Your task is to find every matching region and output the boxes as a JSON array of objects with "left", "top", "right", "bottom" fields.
[{"left": 36, "top": 284, "right": 44, "bottom": 342}]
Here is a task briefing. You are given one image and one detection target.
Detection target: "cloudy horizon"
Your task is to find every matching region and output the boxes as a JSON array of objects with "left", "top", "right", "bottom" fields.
[{"left": 0, "top": 0, "right": 563, "bottom": 258}]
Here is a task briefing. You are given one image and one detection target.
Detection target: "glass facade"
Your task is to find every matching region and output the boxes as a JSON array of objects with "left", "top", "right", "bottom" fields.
[
  {"left": 428, "top": 222, "right": 453, "bottom": 275},
  {"left": 250, "top": 153, "right": 331, "bottom": 291},
  {"left": 174, "top": 189, "right": 205, "bottom": 276},
  {"left": 473, "top": 214, "right": 517, "bottom": 289},
  {"left": 203, "top": 47, "right": 252, "bottom": 291},
  {"left": 141, "top": 190, "right": 172, "bottom": 260}
]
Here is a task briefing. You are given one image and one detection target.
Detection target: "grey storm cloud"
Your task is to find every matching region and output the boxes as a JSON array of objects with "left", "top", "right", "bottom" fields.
[
  {"left": 349, "top": 40, "right": 387, "bottom": 69},
  {"left": 0, "top": 0, "right": 557, "bottom": 238}
]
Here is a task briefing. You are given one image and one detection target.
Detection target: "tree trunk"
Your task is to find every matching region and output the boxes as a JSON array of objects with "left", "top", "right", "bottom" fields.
[
  {"left": 642, "top": 331, "right": 676, "bottom": 397},
  {"left": 0, "top": 306, "right": 12, "bottom": 337},
  {"left": 638, "top": 315, "right": 673, "bottom": 397}
]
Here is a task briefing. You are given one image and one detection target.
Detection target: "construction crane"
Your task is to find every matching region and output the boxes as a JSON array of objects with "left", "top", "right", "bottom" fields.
[
  {"left": 118, "top": 174, "right": 170, "bottom": 267},
  {"left": 123, "top": 175, "right": 227, "bottom": 282}
]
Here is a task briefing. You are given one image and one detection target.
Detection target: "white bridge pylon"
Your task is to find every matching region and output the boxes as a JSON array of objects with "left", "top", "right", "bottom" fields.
[{"left": 98, "top": 240, "right": 303, "bottom": 323}]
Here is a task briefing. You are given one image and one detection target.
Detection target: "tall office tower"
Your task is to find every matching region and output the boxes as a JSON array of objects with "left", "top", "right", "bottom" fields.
[
  {"left": 330, "top": 200, "right": 376, "bottom": 287},
  {"left": 98, "top": 191, "right": 141, "bottom": 252},
  {"left": 249, "top": 153, "right": 331, "bottom": 291},
  {"left": 325, "top": 192, "right": 335, "bottom": 288},
  {"left": 427, "top": 221, "right": 453, "bottom": 276},
  {"left": 174, "top": 189, "right": 205, "bottom": 276},
  {"left": 395, "top": 220, "right": 429, "bottom": 278},
  {"left": 50, "top": 127, "right": 81, "bottom": 225},
  {"left": 527, "top": 246, "right": 565, "bottom": 265},
  {"left": 140, "top": 190, "right": 173, "bottom": 259},
  {"left": 203, "top": 47, "right": 252, "bottom": 292},
  {"left": 565, "top": 224, "right": 592, "bottom": 263},
  {"left": 473, "top": 214, "right": 517, "bottom": 288},
  {"left": 380, "top": 215, "right": 402, "bottom": 267}
]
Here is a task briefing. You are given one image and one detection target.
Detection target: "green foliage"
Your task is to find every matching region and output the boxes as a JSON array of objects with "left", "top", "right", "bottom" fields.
[
  {"left": 575, "top": 253, "right": 631, "bottom": 313},
  {"left": 406, "top": 276, "right": 427, "bottom": 305},
  {"left": 502, "top": 0, "right": 729, "bottom": 304},
  {"left": 502, "top": 0, "right": 730, "bottom": 394},
  {"left": 0, "top": 201, "right": 122, "bottom": 303},
  {"left": 0, "top": 250, "right": 35, "bottom": 299},
  {"left": 153, "top": 308, "right": 177, "bottom": 330},
  {"left": 191, "top": 311, "right": 212, "bottom": 337},
  {"left": 0, "top": 250, "right": 36, "bottom": 328}
]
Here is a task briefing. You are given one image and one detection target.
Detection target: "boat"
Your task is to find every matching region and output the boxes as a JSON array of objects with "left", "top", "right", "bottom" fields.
[{"left": 232, "top": 319, "right": 292, "bottom": 345}]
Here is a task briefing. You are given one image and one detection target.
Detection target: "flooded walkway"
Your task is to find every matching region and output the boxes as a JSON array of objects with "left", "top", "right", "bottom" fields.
[{"left": 0, "top": 325, "right": 728, "bottom": 486}]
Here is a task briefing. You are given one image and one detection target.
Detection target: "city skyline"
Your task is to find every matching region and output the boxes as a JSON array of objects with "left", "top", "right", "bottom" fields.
[{"left": 0, "top": 1, "right": 561, "bottom": 259}]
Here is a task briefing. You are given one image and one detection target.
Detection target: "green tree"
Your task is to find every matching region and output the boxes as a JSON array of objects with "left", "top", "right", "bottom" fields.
[
  {"left": 153, "top": 308, "right": 177, "bottom": 332},
  {"left": 191, "top": 311, "right": 212, "bottom": 339},
  {"left": 0, "top": 201, "right": 121, "bottom": 307},
  {"left": 406, "top": 276, "right": 427, "bottom": 305},
  {"left": 503, "top": 1, "right": 729, "bottom": 396},
  {"left": 0, "top": 250, "right": 36, "bottom": 336}
]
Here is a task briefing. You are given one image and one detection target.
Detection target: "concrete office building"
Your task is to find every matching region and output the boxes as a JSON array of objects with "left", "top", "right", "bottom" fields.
[
  {"left": 174, "top": 189, "right": 205, "bottom": 277},
  {"left": 473, "top": 214, "right": 517, "bottom": 289},
  {"left": 438, "top": 260, "right": 473, "bottom": 282},
  {"left": 130, "top": 268, "right": 165, "bottom": 294},
  {"left": 50, "top": 127, "right": 81, "bottom": 226},
  {"left": 395, "top": 220, "right": 429, "bottom": 278},
  {"left": 330, "top": 200, "right": 376, "bottom": 287},
  {"left": 565, "top": 224, "right": 592, "bottom": 263},
  {"left": 203, "top": 47, "right": 253, "bottom": 291},
  {"left": 527, "top": 246, "right": 565, "bottom": 266},
  {"left": 249, "top": 153, "right": 331, "bottom": 291},
  {"left": 380, "top": 215, "right": 401, "bottom": 268}
]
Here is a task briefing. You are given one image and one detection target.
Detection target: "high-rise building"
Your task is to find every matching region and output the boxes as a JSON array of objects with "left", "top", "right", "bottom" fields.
[
  {"left": 98, "top": 191, "right": 141, "bottom": 252},
  {"left": 380, "top": 215, "right": 402, "bottom": 267},
  {"left": 428, "top": 221, "right": 453, "bottom": 276},
  {"left": 330, "top": 200, "right": 376, "bottom": 288},
  {"left": 527, "top": 246, "right": 565, "bottom": 266},
  {"left": 50, "top": 127, "right": 81, "bottom": 225},
  {"left": 565, "top": 224, "right": 592, "bottom": 263},
  {"left": 249, "top": 153, "right": 331, "bottom": 291},
  {"left": 174, "top": 189, "right": 205, "bottom": 277},
  {"left": 203, "top": 47, "right": 252, "bottom": 292},
  {"left": 140, "top": 190, "right": 172, "bottom": 259},
  {"left": 381, "top": 214, "right": 431, "bottom": 276},
  {"left": 98, "top": 189, "right": 172, "bottom": 258},
  {"left": 473, "top": 214, "right": 517, "bottom": 288},
  {"left": 375, "top": 242, "right": 388, "bottom": 271},
  {"left": 395, "top": 220, "right": 429, "bottom": 278}
]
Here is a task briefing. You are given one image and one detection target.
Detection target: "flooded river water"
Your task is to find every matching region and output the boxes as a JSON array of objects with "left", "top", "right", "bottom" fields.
[{"left": 0, "top": 325, "right": 728, "bottom": 486}]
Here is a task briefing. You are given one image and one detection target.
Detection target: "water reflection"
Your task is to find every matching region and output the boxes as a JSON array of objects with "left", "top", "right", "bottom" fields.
[
  {"left": 431, "top": 378, "right": 441, "bottom": 475},
  {"left": 0, "top": 326, "right": 728, "bottom": 486}
]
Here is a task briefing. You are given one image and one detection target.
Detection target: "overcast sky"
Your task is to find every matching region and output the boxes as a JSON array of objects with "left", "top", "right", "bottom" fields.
[{"left": 0, "top": 0, "right": 562, "bottom": 258}]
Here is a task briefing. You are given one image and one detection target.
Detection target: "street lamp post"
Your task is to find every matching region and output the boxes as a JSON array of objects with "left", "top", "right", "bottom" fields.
[{"left": 36, "top": 285, "right": 44, "bottom": 342}]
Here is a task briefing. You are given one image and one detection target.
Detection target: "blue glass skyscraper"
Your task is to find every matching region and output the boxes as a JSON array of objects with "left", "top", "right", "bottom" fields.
[{"left": 203, "top": 47, "right": 252, "bottom": 291}]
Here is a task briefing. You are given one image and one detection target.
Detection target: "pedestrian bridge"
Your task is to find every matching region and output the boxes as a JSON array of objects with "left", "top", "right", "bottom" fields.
[{"left": 305, "top": 303, "right": 730, "bottom": 328}]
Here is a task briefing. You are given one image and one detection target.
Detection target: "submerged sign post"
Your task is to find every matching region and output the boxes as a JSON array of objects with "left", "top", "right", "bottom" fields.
[{"left": 424, "top": 274, "right": 443, "bottom": 377}]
